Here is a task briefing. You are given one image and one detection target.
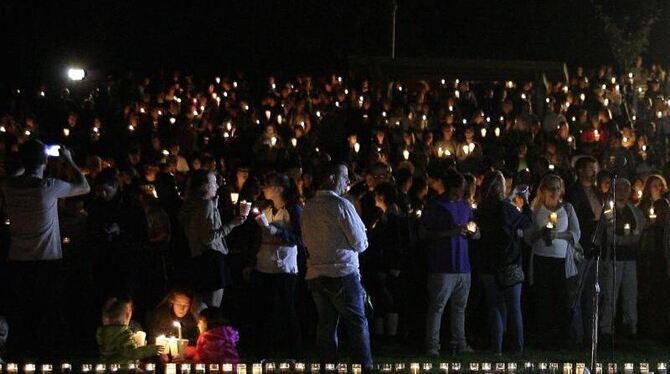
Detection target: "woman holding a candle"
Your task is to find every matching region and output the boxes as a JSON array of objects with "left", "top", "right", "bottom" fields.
[
  {"left": 248, "top": 171, "right": 304, "bottom": 358},
  {"left": 179, "top": 170, "right": 248, "bottom": 311},
  {"left": 476, "top": 171, "right": 533, "bottom": 355},
  {"left": 149, "top": 289, "right": 199, "bottom": 345},
  {"left": 599, "top": 178, "right": 646, "bottom": 338},
  {"left": 524, "top": 173, "right": 581, "bottom": 349}
]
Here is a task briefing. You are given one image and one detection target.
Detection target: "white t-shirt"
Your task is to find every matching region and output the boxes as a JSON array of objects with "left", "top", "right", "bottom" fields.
[
  {"left": 2, "top": 175, "right": 81, "bottom": 261},
  {"left": 532, "top": 204, "right": 569, "bottom": 258}
]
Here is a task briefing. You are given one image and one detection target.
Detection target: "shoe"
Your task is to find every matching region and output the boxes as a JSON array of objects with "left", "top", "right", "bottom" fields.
[
  {"left": 451, "top": 344, "right": 475, "bottom": 355},
  {"left": 426, "top": 349, "right": 440, "bottom": 357}
]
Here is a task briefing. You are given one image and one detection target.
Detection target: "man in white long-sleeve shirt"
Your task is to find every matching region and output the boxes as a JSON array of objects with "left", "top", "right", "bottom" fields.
[{"left": 302, "top": 163, "right": 372, "bottom": 372}]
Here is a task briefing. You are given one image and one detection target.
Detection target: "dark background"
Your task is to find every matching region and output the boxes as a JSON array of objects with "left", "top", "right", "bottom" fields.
[{"left": 2, "top": 0, "right": 669, "bottom": 83}]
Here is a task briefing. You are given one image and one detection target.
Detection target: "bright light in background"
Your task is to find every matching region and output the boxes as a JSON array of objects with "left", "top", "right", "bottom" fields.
[{"left": 67, "top": 68, "right": 86, "bottom": 81}]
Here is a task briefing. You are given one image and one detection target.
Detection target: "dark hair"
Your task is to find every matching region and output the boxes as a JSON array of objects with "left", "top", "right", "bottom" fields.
[
  {"left": 198, "top": 307, "right": 227, "bottom": 330},
  {"left": 102, "top": 297, "right": 131, "bottom": 322},
  {"left": 18, "top": 139, "right": 47, "bottom": 171},
  {"left": 575, "top": 156, "right": 597, "bottom": 172},
  {"left": 480, "top": 170, "right": 506, "bottom": 205},
  {"left": 186, "top": 169, "right": 213, "bottom": 199},
  {"left": 395, "top": 168, "right": 413, "bottom": 188},
  {"left": 441, "top": 168, "right": 465, "bottom": 191},
  {"left": 315, "top": 162, "right": 345, "bottom": 190},
  {"left": 374, "top": 182, "right": 398, "bottom": 206},
  {"left": 95, "top": 168, "right": 119, "bottom": 187},
  {"left": 263, "top": 171, "right": 300, "bottom": 206}
]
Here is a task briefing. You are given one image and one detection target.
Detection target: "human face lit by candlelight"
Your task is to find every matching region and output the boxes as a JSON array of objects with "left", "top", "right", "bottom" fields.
[{"left": 171, "top": 294, "right": 191, "bottom": 318}]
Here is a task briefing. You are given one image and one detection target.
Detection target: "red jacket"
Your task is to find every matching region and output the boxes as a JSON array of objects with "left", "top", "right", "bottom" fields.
[{"left": 185, "top": 326, "right": 240, "bottom": 364}]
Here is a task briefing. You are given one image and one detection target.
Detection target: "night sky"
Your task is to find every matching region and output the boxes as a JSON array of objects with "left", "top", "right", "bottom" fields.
[{"left": 3, "top": 0, "right": 669, "bottom": 83}]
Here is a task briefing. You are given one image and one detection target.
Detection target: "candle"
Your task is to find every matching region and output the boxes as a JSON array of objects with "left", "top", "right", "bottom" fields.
[
  {"left": 166, "top": 364, "right": 177, "bottom": 374},
  {"left": 462, "top": 144, "right": 470, "bottom": 155},
  {"left": 95, "top": 365, "right": 105, "bottom": 373},
  {"left": 25, "top": 364, "right": 36, "bottom": 373},
  {"left": 548, "top": 164, "right": 555, "bottom": 171},
  {"left": 291, "top": 138, "right": 297, "bottom": 147},
  {"left": 650, "top": 208, "right": 657, "bottom": 220},
  {"left": 145, "top": 364, "right": 156, "bottom": 373},
  {"left": 549, "top": 212, "right": 558, "bottom": 225},
  {"left": 471, "top": 203, "right": 478, "bottom": 210},
  {"left": 437, "top": 146, "right": 444, "bottom": 158},
  {"left": 195, "top": 364, "right": 206, "bottom": 374},
  {"left": 480, "top": 128, "right": 487, "bottom": 138},
  {"left": 270, "top": 136, "right": 277, "bottom": 147},
  {"left": 81, "top": 365, "right": 92, "bottom": 373},
  {"left": 180, "top": 364, "right": 192, "bottom": 374},
  {"left": 63, "top": 128, "right": 70, "bottom": 137},
  {"left": 209, "top": 364, "right": 220, "bottom": 373},
  {"left": 354, "top": 142, "right": 360, "bottom": 153},
  {"left": 61, "top": 364, "right": 72, "bottom": 373},
  {"left": 624, "top": 223, "right": 631, "bottom": 235},
  {"left": 237, "top": 364, "right": 247, "bottom": 374},
  {"left": 594, "top": 129, "right": 600, "bottom": 141},
  {"left": 173, "top": 321, "right": 182, "bottom": 339},
  {"left": 410, "top": 363, "right": 420, "bottom": 374},
  {"left": 637, "top": 190, "right": 643, "bottom": 199},
  {"left": 546, "top": 222, "right": 554, "bottom": 229},
  {"left": 415, "top": 209, "right": 422, "bottom": 218},
  {"left": 294, "top": 363, "right": 304, "bottom": 373},
  {"left": 494, "top": 127, "right": 501, "bottom": 137},
  {"left": 403, "top": 150, "right": 410, "bottom": 160},
  {"left": 467, "top": 221, "right": 477, "bottom": 233},
  {"left": 223, "top": 364, "right": 234, "bottom": 373}
]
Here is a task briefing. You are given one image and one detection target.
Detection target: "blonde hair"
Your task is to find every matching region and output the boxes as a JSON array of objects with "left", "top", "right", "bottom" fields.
[{"left": 531, "top": 174, "right": 565, "bottom": 212}]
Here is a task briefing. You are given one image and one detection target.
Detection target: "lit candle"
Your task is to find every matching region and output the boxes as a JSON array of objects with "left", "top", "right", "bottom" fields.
[
  {"left": 173, "top": 321, "right": 182, "bottom": 339},
  {"left": 637, "top": 190, "right": 643, "bottom": 199},
  {"left": 415, "top": 209, "right": 422, "bottom": 218},
  {"left": 230, "top": 192, "right": 239, "bottom": 205},
  {"left": 237, "top": 364, "right": 247, "bottom": 374},
  {"left": 63, "top": 128, "right": 70, "bottom": 137},
  {"left": 403, "top": 150, "right": 410, "bottom": 160},
  {"left": 624, "top": 223, "right": 631, "bottom": 235},
  {"left": 650, "top": 208, "right": 657, "bottom": 220},
  {"left": 291, "top": 138, "right": 297, "bottom": 147},
  {"left": 548, "top": 164, "right": 555, "bottom": 171},
  {"left": 480, "top": 128, "right": 487, "bottom": 138},
  {"left": 166, "top": 364, "right": 177, "bottom": 374},
  {"left": 270, "top": 136, "right": 277, "bottom": 147},
  {"left": 195, "top": 364, "right": 206, "bottom": 374},
  {"left": 354, "top": 142, "right": 360, "bottom": 153},
  {"left": 410, "top": 363, "right": 420, "bottom": 374},
  {"left": 462, "top": 144, "right": 470, "bottom": 155},
  {"left": 549, "top": 212, "right": 558, "bottom": 226},
  {"left": 546, "top": 222, "right": 554, "bottom": 229},
  {"left": 467, "top": 221, "right": 477, "bottom": 233},
  {"left": 494, "top": 127, "right": 501, "bottom": 137},
  {"left": 25, "top": 364, "right": 36, "bottom": 373}
]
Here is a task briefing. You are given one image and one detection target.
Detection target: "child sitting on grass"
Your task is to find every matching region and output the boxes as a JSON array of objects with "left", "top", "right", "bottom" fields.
[
  {"left": 96, "top": 297, "right": 165, "bottom": 363},
  {"left": 185, "top": 307, "right": 239, "bottom": 363}
]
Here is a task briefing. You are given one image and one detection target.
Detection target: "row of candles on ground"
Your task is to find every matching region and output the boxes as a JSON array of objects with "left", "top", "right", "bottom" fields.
[{"left": 1, "top": 362, "right": 666, "bottom": 374}]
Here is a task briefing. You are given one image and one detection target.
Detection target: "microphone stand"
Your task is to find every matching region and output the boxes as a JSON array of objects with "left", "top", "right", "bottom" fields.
[{"left": 588, "top": 170, "right": 618, "bottom": 373}]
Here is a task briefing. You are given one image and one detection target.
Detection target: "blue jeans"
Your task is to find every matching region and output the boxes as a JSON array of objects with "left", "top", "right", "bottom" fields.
[
  {"left": 425, "top": 273, "right": 471, "bottom": 353},
  {"left": 481, "top": 274, "right": 523, "bottom": 354},
  {"left": 308, "top": 273, "right": 373, "bottom": 369}
]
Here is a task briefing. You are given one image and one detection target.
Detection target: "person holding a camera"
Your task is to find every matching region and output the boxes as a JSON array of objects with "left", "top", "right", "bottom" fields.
[
  {"left": 1, "top": 139, "right": 90, "bottom": 356},
  {"left": 475, "top": 170, "right": 533, "bottom": 356}
]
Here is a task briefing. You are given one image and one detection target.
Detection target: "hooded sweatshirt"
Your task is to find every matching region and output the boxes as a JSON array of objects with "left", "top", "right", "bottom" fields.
[
  {"left": 96, "top": 325, "right": 158, "bottom": 363},
  {"left": 185, "top": 325, "right": 240, "bottom": 364}
]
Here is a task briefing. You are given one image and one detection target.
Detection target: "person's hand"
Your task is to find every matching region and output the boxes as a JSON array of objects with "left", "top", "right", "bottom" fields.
[
  {"left": 255, "top": 212, "right": 270, "bottom": 228},
  {"left": 231, "top": 215, "right": 246, "bottom": 227},
  {"left": 171, "top": 355, "right": 185, "bottom": 364},
  {"left": 451, "top": 226, "right": 468, "bottom": 237},
  {"left": 155, "top": 344, "right": 167, "bottom": 355}
]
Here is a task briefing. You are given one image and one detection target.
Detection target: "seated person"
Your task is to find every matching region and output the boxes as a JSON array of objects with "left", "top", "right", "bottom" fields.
[
  {"left": 96, "top": 297, "right": 165, "bottom": 363},
  {"left": 150, "top": 289, "right": 199, "bottom": 344},
  {"left": 185, "top": 308, "right": 240, "bottom": 364}
]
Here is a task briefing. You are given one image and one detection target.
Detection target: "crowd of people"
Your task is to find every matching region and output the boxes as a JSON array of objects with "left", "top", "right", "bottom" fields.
[{"left": 2, "top": 55, "right": 670, "bottom": 366}]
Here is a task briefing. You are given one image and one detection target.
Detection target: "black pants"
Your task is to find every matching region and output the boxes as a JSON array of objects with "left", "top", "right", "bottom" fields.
[
  {"left": 252, "top": 271, "right": 302, "bottom": 358},
  {"left": 5, "top": 260, "right": 64, "bottom": 358},
  {"left": 532, "top": 255, "right": 571, "bottom": 348}
]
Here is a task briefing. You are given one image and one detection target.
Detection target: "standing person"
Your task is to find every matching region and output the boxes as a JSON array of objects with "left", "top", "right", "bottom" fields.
[
  {"left": 565, "top": 156, "right": 601, "bottom": 345},
  {"left": 524, "top": 174, "right": 581, "bottom": 349},
  {"left": 421, "top": 167, "right": 479, "bottom": 356},
  {"left": 476, "top": 171, "right": 532, "bottom": 355},
  {"left": 301, "top": 163, "right": 373, "bottom": 372},
  {"left": 248, "top": 172, "right": 303, "bottom": 359},
  {"left": 179, "top": 170, "right": 246, "bottom": 311},
  {"left": 0, "top": 140, "right": 90, "bottom": 356},
  {"left": 599, "top": 178, "right": 645, "bottom": 339}
]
